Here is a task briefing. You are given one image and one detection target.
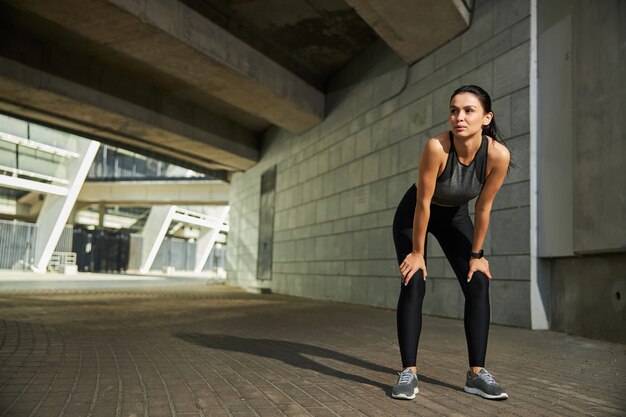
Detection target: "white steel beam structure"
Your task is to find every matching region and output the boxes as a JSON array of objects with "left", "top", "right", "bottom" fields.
[
  {"left": 33, "top": 140, "right": 100, "bottom": 272},
  {"left": 0, "top": 175, "right": 68, "bottom": 196},
  {"left": 0, "top": 128, "right": 100, "bottom": 272},
  {"left": 0, "top": 132, "right": 75, "bottom": 196},
  {"left": 194, "top": 206, "right": 229, "bottom": 273},
  {"left": 0, "top": 131, "right": 80, "bottom": 158},
  {"left": 139, "top": 205, "right": 229, "bottom": 273},
  {"left": 139, "top": 205, "right": 176, "bottom": 274}
]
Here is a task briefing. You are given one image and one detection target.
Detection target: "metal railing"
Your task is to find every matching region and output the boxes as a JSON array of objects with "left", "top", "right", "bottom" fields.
[
  {"left": 0, "top": 129, "right": 80, "bottom": 187},
  {"left": 152, "top": 237, "right": 196, "bottom": 272},
  {"left": 128, "top": 234, "right": 226, "bottom": 272},
  {"left": 0, "top": 219, "right": 73, "bottom": 270},
  {"left": 0, "top": 132, "right": 80, "bottom": 159},
  {"left": 128, "top": 234, "right": 143, "bottom": 271},
  {"left": 0, "top": 219, "right": 37, "bottom": 270}
]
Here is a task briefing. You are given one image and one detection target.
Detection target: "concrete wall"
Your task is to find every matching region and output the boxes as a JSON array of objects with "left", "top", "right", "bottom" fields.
[
  {"left": 537, "top": 0, "right": 573, "bottom": 258},
  {"left": 551, "top": 254, "right": 626, "bottom": 344},
  {"left": 540, "top": 0, "right": 626, "bottom": 343},
  {"left": 571, "top": 0, "right": 625, "bottom": 254},
  {"left": 227, "top": 0, "right": 532, "bottom": 327}
]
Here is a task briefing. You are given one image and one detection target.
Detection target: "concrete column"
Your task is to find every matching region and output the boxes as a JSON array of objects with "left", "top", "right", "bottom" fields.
[
  {"left": 33, "top": 140, "right": 100, "bottom": 272},
  {"left": 529, "top": 0, "right": 549, "bottom": 329}
]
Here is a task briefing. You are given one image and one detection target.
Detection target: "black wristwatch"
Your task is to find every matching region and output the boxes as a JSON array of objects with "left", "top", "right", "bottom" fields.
[{"left": 470, "top": 249, "right": 484, "bottom": 259}]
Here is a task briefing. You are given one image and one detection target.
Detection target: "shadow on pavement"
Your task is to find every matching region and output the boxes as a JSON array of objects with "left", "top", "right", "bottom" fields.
[{"left": 176, "top": 333, "right": 462, "bottom": 395}]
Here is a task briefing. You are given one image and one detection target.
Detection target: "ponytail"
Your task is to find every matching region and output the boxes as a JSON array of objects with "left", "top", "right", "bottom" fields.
[{"left": 482, "top": 117, "right": 502, "bottom": 144}]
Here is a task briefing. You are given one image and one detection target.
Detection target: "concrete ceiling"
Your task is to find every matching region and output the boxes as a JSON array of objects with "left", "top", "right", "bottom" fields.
[
  {"left": 181, "top": 0, "right": 380, "bottom": 88},
  {"left": 0, "top": 0, "right": 470, "bottom": 176}
]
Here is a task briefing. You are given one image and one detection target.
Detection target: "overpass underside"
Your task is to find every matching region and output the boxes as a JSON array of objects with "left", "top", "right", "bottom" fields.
[
  {"left": 0, "top": 0, "right": 474, "bottom": 278},
  {"left": 0, "top": 0, "right": 471, "bottom": 176}
]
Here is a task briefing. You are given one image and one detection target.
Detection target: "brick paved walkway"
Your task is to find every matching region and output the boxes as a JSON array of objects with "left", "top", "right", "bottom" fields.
[{"left": 0, "top": 283, "right": 624, "bottom": 416}]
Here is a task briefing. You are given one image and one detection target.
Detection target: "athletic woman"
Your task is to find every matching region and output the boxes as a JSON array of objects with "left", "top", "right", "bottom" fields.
[{"left": 391, "top": 85, "right": 510, "bottom": 400}]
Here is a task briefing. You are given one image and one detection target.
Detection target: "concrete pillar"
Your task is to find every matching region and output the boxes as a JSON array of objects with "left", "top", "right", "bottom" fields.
[{"left": 529, "top": 0, "right": 549, "bottom": 329}]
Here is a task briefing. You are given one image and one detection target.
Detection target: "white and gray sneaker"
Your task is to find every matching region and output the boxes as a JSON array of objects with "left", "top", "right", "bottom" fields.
[
  {"left": 464, "top": 368, "right": 508, "bottom": 400},
  {"left": 391, "top": 368, "right": 419, "bottom": 400}
]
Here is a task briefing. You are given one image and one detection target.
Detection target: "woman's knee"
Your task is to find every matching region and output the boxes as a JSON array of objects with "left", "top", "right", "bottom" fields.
[
  {"left": 467, "top": 271, "right": 490, "bottom": 297},
  {"left": 399, "top": 271, "right": 426, "bottom": 299}
]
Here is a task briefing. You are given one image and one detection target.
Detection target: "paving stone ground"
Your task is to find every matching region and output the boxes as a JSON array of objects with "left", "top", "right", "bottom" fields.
[{"left": 0, "top": 282, "right": 624, "bottom": 417}]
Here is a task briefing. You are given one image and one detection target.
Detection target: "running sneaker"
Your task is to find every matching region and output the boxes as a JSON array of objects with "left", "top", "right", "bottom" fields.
[
  {"left": 391, "top": 368, "right": 419, "bottom": 400},
  {"left": 464, "top": 368, "right": 509, "bottom": 400}
]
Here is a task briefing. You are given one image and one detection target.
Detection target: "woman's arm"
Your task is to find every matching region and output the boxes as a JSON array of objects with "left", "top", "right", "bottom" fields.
[
  {"left": 399, "top": 138, "right": 442, "bottom": 284},
  {"left": 413, "top": 139, "right": 442, "bottom": 254},
  {"left": 468, "top": 142, "right": 511, "bottom": 281}
]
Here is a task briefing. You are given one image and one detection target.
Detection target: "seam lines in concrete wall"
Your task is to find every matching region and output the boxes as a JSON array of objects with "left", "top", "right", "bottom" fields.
[
  {"left": 275, "top": 132, "right": 529, "bottom": 203},
  {"left": 275, "top": 85, "right": 530, "bottom": 182},
  {"left": 273, "top": 168, "right": 530, "bottom": 221},
  {"left": 272, "top": 202, "right": 532, "bottom": 239},
  {"left": 281, "top": 84, "right": 531, "bottom": 177},
  {"left": 275, "top": 171, "right": 531, "bottom": 209}
]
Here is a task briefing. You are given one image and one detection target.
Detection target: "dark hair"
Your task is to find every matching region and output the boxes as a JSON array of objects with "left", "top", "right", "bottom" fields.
[
  {"left": 450, "top": 84, "right": 515, "bottom": 168},
  {"left": 450, "top": 85, "right": 503, "bottom": 140}
]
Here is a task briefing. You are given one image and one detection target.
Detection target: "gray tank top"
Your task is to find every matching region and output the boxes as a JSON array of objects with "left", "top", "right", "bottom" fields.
[{"left": 431, "top": 131, "right": 488, "bottom": 206}]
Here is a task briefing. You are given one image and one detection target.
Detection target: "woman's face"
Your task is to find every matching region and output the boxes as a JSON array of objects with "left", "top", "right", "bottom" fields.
[{"left": 449, "top": 92, "right": 493, "bottom": 139}]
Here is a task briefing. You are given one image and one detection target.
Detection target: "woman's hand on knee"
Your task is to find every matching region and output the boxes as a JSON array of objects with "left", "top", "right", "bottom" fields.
[
  {"left": 467, "top": 258, "right": 492, "bottom": 282},
  {"left": 400, "top": 252, "right": 427, "bottom": 285}
]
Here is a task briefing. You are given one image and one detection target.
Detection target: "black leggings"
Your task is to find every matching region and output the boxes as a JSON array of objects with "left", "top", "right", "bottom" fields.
[{"left": 392, "top": 184, "right": 490, "bottom": 368}]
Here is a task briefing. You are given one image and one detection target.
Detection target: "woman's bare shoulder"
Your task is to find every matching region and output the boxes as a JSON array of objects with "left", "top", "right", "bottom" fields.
[
  {"left": 486, "top": 136, "right": 511, "bottom": 165},
  {"left": 423, "top": 131, "right": 450, "bottom": 154}
]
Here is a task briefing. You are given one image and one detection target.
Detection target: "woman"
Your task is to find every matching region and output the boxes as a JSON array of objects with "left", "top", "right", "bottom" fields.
[{"left": 391, "top": 85, "right": 510, "bottom": 400}]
